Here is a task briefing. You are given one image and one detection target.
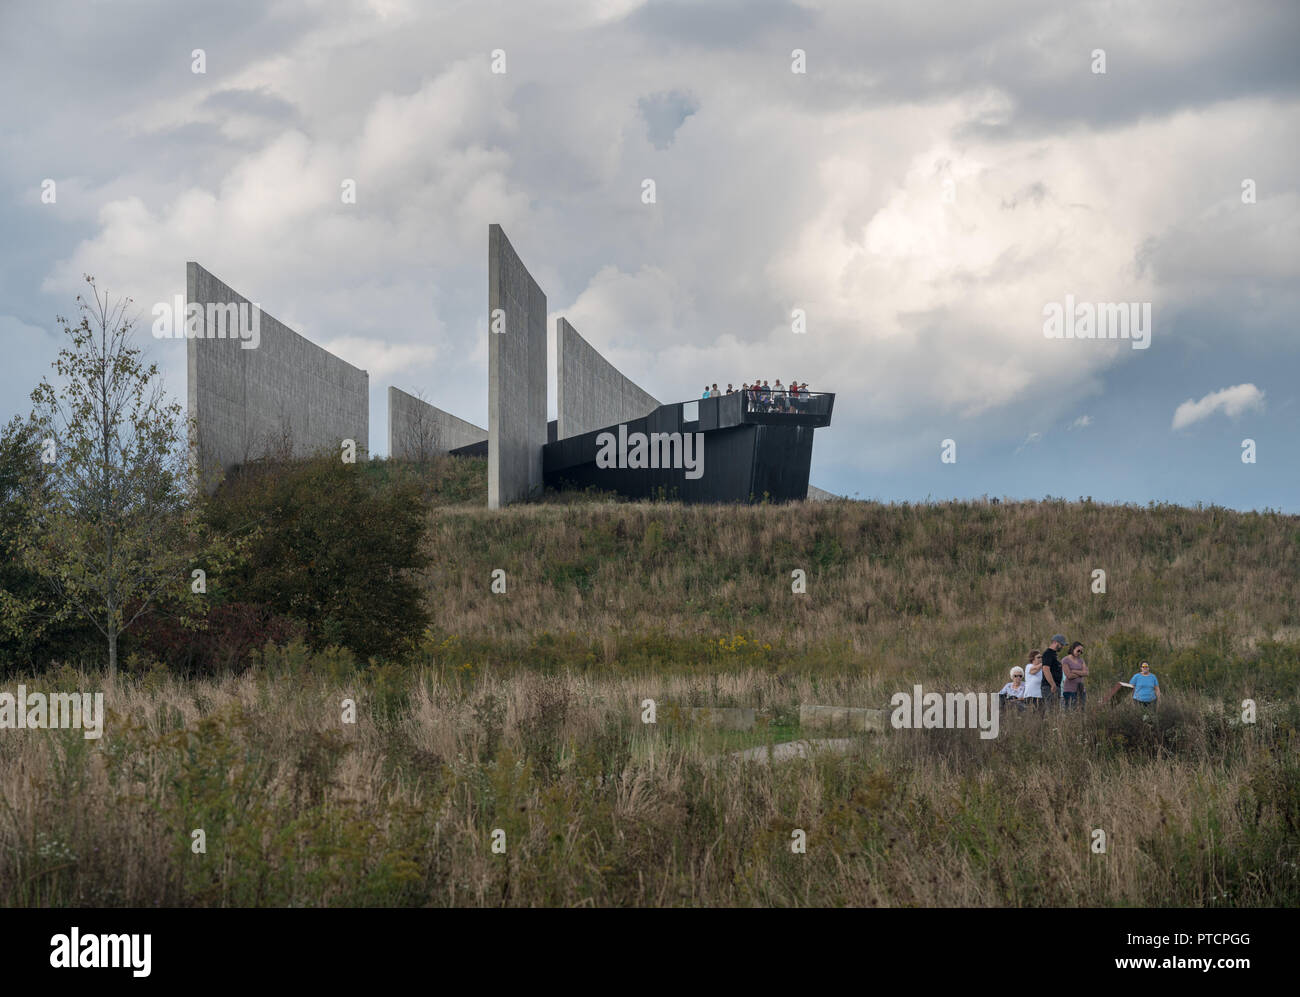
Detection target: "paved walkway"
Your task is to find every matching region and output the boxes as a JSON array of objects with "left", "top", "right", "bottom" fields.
[{"left": 729, "top": 738, "right": 855, "bottom": 764}]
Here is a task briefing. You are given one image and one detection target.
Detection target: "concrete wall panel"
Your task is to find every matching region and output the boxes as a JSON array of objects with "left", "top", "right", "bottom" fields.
[
  {"left": 387, "top": 386, "right": 487, "bottom": 459},
  {"left": 556, "top": 318, "right": 659, "bottom": 440},
  {"left": 487, "top": 225, "right": 547, "bottom": 507},
  {"left": 187, "top": 262, "right": 368, "bottom": 484}
]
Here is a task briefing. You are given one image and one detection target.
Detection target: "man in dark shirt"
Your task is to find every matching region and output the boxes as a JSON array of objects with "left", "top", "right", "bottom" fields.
[{"left": 1040, "top": 634, "right": 1066, "bottom": 707}]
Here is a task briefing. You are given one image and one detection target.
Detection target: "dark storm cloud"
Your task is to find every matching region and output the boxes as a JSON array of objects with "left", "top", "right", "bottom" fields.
[
  {"left": 605, "top": 1, "right": 1300, "bottom": 141},
  {"left": 0, "top": 0, "right": 325, "bottom": 124},
  {"left": 765, "top": 0, "right": 1300, "bottom": 136},
  {"left": 638, "top": 90, "right": 700, "bottom": 149},
  {"left": 0, "top": 0, "right": 1295, "bottom": 509}
]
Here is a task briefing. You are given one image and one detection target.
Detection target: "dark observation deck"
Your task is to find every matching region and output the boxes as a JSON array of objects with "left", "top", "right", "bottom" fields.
[
  {"left": 703, "top": 390, "right": 834, "bottom": 428},
  {"left": 543, "top": 392, "right": 835, "bottom": 503}
]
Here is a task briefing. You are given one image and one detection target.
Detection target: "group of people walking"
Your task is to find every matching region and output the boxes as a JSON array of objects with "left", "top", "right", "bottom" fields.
[
  {"left": 702, "top": 380, "right": 812, "bottom": 413},
  {"left": 996, "top": 634, "right": 1162, "bottom": 709}
]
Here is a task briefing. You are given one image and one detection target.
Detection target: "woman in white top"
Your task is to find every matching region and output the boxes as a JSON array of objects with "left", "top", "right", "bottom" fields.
[
  {"left": 1023, "top": 651, "right": 1045, "bottom": 700},
  {"left": 998, "top": 666, "right": 1027, "bottom": 699}
]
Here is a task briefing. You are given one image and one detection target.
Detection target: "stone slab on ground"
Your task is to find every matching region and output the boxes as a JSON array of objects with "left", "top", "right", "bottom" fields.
[
  {"left": 799, "top": 704, "right": 886, "bottom": 732},
  {"left": 730, "top": 738, "right": 855, "bottom": 763},
  {"left": 681, "top": 706, "right": 756, "bottom": 730}
]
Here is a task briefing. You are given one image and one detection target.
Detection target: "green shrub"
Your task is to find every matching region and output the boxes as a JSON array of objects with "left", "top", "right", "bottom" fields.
[
  {"left": 0, "top": 416, "right": 99, "bottom": 672},
  {"left": 203, "top": 454, "right": 430, "bottom": 660}
]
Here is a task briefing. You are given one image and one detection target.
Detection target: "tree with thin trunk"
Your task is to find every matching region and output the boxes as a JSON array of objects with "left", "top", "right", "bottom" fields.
[
  {"left": 18, "top": 276, "right": 196, "bottom": 676},
  {"left": 400, "top": 389, "right": 442, "bottom": 462}
]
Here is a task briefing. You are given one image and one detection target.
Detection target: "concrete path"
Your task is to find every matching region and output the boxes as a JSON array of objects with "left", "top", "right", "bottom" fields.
[{"left": 729, "top": 738, "right": 855, "bottom": 764}]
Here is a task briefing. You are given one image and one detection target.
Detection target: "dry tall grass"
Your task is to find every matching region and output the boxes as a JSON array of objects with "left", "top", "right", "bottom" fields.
[
  {"left": 413, "top": 498, "right": 1299, "bottom": 693},
  {"left": 3, "top": 497, "right": 1296, "bottom": 906},
  {"left": 1, "top": 664, "right": 1295, "bottom": 907}
]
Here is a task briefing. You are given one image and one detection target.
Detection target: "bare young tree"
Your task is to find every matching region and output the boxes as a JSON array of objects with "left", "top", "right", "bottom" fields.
[
  {"left": 399, "top": 389, "right": 442, "bottom": 462},
  {"left": 19, "top": 276, "right": 197, "bottom": 676}
]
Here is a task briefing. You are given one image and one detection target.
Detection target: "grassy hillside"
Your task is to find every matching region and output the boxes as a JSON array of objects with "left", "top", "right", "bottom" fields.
[
  {"left": 3, "top": 475, "right": 1297, "bottom": 907},
  {"left": 412, "top": 492, "right": 1300, "bottom": 697}
]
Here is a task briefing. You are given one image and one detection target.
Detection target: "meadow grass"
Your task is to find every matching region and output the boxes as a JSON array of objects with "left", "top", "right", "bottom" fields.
[
  {"left": 2, "top": 495, "right": 1297, "bottom": 906},
  {"left": 409, "top": 494, "right": 1299, "bottom": 696},
  {"left": 1, "top": 660, "right": 1295, "bottom": 907}
]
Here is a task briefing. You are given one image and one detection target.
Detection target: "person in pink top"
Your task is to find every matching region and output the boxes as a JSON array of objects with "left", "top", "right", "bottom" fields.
[{"left": 1061, "top": 641, "right": 1089, "bottom": 709}]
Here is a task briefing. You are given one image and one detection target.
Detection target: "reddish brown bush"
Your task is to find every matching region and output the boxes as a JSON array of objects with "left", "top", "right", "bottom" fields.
[{"left": 131, "top": 602, "right": 305, "bottom": 675}]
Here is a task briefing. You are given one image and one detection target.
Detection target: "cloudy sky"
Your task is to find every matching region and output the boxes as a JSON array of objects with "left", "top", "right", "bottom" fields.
[{"left": 2, "top": 0, "right": 1297, "bottom": 509}]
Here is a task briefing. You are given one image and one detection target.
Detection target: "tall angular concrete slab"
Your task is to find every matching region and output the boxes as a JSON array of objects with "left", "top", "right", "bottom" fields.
[
  {"left": 187, "top": 262, "right": 368, "bottom": 484},
  {"left": 487, "top": 225, "right": 547, "bottom": 508},
  {"left": 556, "top": 318, "right": 659, "bottom": 440},
  {"left": 387, "top": 386, "right": 487, "bottom": 459}
]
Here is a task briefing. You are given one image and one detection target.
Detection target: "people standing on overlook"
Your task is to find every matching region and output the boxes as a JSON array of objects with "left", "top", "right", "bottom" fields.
[{"left": 696, "top": 379, "right": 815, "bottom": 413}]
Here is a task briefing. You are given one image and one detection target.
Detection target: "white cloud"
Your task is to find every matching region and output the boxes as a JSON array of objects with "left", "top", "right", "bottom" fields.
[
  {"left": 321, "top": 336, "right": 436, "bottom": 383},
  {"left": 8, "top": 0, "right": 1298, "bottom": 474},
  {"left": 1068, "top": 415, "right": 1092, "bottom": 430},
  {"left": 1014, "top": 431, "right": 1043, "bottom": 455},
  {"left": 1171, "top": 384, "right": 1265, "bottom": 430}
]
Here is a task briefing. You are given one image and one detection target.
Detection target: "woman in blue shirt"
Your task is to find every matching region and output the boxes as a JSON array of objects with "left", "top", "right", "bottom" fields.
[{"left": 1130, "top": 661, "right": 1161, "bottom": 706}]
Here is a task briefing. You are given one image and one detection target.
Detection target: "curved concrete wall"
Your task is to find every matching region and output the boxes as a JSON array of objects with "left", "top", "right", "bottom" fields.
[
  {"left": 387, "top": 386, "right": 487, "bottom": 459},
  {"left": 556, "top": 318, "right": 660, "bottom": 440},
  {"left": 187, "top": 262, "right": 368, "bottom": 485},
  {"left": 487, "top": 225, "right": 547, "bottom": 508}
]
